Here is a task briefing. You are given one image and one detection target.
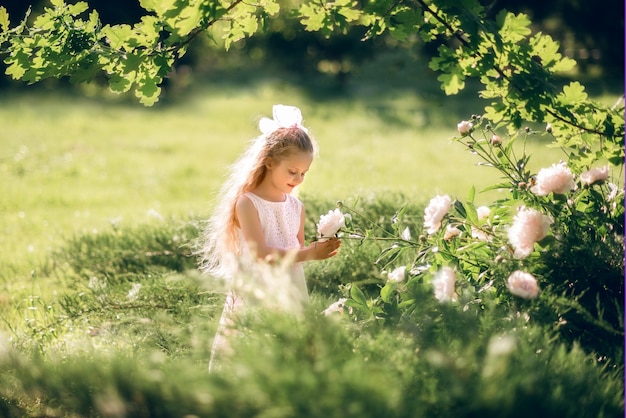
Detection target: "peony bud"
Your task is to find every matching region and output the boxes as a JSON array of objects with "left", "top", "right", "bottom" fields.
[{"left": 457, "top": 120, "right": 473, "bottom": 136}]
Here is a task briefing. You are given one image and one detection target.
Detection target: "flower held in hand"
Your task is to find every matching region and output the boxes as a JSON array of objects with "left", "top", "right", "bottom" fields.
[{"left": 317, "top": 208, "right": 346, "bottom": 240}]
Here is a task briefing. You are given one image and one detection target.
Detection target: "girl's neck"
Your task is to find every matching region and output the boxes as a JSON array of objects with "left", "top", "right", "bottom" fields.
[{"left": 250, "top": 184, "right": 286, "bottom": 202}]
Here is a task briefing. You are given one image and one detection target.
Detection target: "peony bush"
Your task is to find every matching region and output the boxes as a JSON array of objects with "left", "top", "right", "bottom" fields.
[{"left": 334, "top": 113, "right": 624, "bottom": 368}]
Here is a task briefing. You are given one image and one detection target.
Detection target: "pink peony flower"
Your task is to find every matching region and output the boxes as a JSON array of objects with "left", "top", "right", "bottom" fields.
[
  {"left": 580, "top": 165, "right": 609, "bottom": 186},
  {"left": 424, "top": 195, "right": 452, "bottom": 235},
  {"left": 433, "top": 267, "right": 457, "bottom": 302},
  {"left": 507, "top": 270, "right": 539, "bottom": 299},
  {"left": 507, "top": 207, "right": 552, "bottom": 259},
  {"left": 530, "top": 162, "right": 575, "bottom": 196},
  {"left": 457, "top": 120, "right": 473, "bottom": 136}
]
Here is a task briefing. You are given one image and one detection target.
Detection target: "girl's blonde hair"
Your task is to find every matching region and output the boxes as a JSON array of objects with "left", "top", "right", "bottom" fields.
[{"left": 197, "top": 126, "right": 317, "bottom": 278}]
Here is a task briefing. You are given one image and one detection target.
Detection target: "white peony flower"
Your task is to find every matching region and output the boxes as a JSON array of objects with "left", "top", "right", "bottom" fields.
[
  {"left": 476, "top": 206, "right": 491, "bottom": 220},
  {"left": 323, "top": 298, "right": 348, "bottom": 316},
  {"left": 387, "top": 266, "right": 406, "bottom": 283},
  {"left": 507, "top": 270, "right": 539, "bottom": 299},
  {"left": 317, "top": 208, "right": 346, "bottom": 240},
  {"left": 457, "top": 120, "right": 473, "bottom": 136},
  {"left": 444, "top": 224, "right": 462, "bottom": 240},
  {"left": 424, "top": 195, "right": 452, "bottom": 235},
  {"left": 432, "top": 267, "right": 457, "bottom": 302},
  {"left": 530, "top": 162, "right": 576, "bottom": 196},
  {"left": 507, "top": 207, "right": 552, "bottom": 259},
  {"left": 580, "top": 165, "right": 609, "bottom": 186}
]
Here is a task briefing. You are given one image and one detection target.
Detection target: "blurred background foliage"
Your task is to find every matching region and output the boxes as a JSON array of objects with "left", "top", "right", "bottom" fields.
[{"left": 0, "top": 0, "right": 623, "bottom": 99}]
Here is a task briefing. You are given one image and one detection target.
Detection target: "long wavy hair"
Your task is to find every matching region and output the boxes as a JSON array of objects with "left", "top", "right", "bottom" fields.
[{"left": 196, "top": 126, "right": 317, "bottom": 278}]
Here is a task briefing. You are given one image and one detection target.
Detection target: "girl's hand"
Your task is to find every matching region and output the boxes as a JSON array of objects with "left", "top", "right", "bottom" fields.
[{"left": 309, "top": 237, "right": 341, "bottom": 260}]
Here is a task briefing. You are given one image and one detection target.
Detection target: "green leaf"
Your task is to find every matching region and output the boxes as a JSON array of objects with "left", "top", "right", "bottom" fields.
[
  {"left": 102, "top": 24, "right": 134, "bottom": 50},
  {"left": 336, "top": 0, "right": 360, "bottom": 22},
  {"left": 463, "top": 200, "right": 479, "bottom": 224},
  {"left": 380, "top": 283, "right": 395, "bottom": 303},
  {"left": 398, "top": 298, "right": 415, "bottom": 309},
  {"left": 466, "top": 185, "right": 476, "bottom": 204},
  {"left": 261, "top": 0, "right": 280, "bottom": 16},
  {"left": 5, "top": 49, "right": 31, "bottom": 80},
  {"left": 484, "top": 104, "right": 504, "bottom": 124},
  {"left": 453, "top": 199, "right": 467, "bottom": 219},
  {"left": 299, "top": 3, "right": 326, "bottom": 32},
  {"left": 68, "top": 2, "right": 89, "bottom": 16},
  {"left": 497, "top": 11, "right": 531, "bottom": 43},
  {"left": 136, "top": 74, "right": 161, "bottom": 106},
  {"left": 109, "top": 72, "right": 133, "bottom": 93},
  {"left": 558, "top": 81, "right": 588, "bottom": 105},
  {"left": 138, "top": 15, "right": 160, "bottom": 41},
  {"left": 437, "top": 68, "right": 465, "bottom": 95},
  {"left": 175, "top": 4, "right": 202, "bottom": 37},
  {"left": 139, "top": 0, "right": 177, "bottom": 16},
  {"left": 6, "top": 60, "right": 27, "bottom": 80},
  {"left": 0, "top": 6, "right": 9, "bottom": 30},
  {"left": 350, "top": 284, "right": 368, "bottom": 307}
]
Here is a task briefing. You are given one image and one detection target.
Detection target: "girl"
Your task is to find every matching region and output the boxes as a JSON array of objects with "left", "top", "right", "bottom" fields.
[{"left": 198, "top": 104, "right": 341, "bottom": 370}]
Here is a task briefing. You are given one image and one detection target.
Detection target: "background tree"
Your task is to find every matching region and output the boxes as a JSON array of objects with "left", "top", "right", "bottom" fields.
[{"left": 0, "top": 0, "right": 623, "bottom": 91}]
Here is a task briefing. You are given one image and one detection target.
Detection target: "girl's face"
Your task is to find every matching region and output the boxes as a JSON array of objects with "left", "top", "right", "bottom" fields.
[{"left": 266, "top": 151, "right": 314, "bottom": 194}]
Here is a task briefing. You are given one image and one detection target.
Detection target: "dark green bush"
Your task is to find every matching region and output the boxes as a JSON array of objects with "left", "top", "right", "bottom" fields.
[{"left": 53, "top": 219, "right": 199, "bottom": 282}]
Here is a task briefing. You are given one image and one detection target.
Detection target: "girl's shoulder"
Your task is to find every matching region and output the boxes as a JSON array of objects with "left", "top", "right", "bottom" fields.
[
  {"left": 236, "top": 192, "right": 258, "bottom": 211},
  {"left": 286, "top": 194, "right": 304, "bottom": 211}
]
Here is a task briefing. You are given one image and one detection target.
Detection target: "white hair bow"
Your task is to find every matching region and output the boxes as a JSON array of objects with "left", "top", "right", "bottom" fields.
[{"left": 259, "top": 104, "right": 308, "bottom": 135}]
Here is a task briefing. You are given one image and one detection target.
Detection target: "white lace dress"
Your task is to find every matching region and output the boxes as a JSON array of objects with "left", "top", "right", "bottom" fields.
[{"left": 209, "top": 192, "right": 307, "bottom": 370}]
